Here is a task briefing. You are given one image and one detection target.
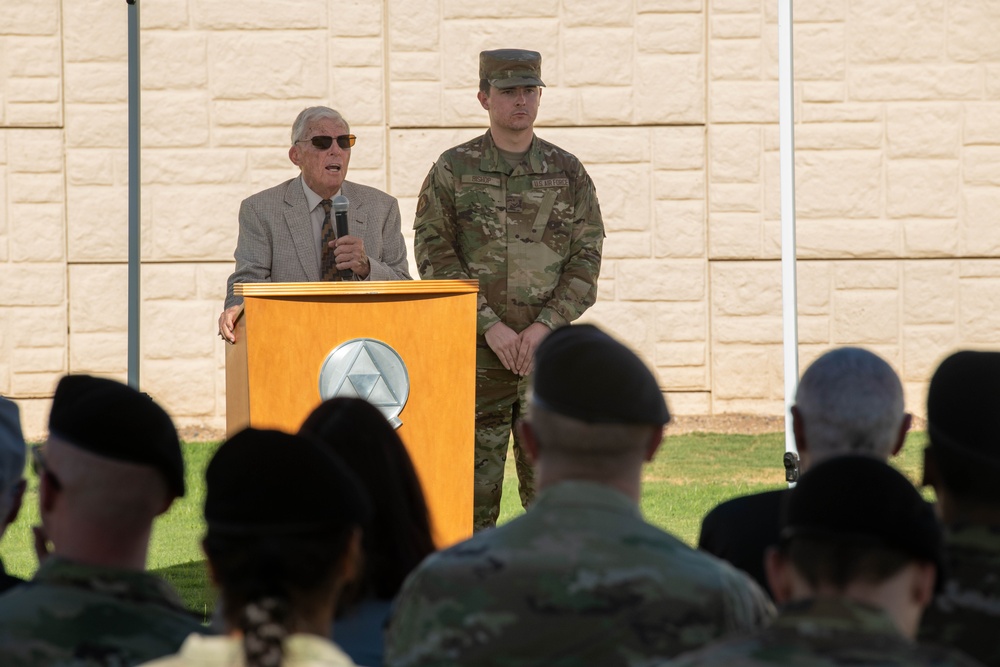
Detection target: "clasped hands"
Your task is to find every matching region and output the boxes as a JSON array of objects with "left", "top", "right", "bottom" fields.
[{"left": 485, "top": 322, "right": 550, "bottom": 376}]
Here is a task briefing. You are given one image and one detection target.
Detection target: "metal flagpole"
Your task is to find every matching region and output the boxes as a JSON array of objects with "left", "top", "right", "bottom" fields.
[
  {"left": 778, "top": 0, "right": 800, "bottom": 473},
  {"left": 127, "top": 0, "right": 141, "bottom": 389}
]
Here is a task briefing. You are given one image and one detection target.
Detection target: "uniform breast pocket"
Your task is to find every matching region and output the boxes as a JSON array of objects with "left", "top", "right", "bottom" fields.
[{"left": 456, "top": 186, "right": 503, "bottom": 242}]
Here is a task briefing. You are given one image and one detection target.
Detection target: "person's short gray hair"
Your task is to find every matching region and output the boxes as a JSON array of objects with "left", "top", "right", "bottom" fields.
[
  {"left": 290, "top": 107, "right": 350, "bottom": 145},
  {"left": 794, "top": 347, "right": 905, "bottom": 459}
]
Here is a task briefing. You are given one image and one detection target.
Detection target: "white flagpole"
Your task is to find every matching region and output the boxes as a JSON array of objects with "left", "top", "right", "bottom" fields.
[
  {"left": 127, "top": 0, "right": 141, "bottom": 389},
  {"left": 778, "top": 0, "right": 800, "bottom": 468}
]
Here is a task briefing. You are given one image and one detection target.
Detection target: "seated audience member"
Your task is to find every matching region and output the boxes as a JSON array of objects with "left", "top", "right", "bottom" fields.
[
  {"left": 670, "top": 456, "right": 982, "bottom": 667},
  {"left": 0, "top": 375, "right": 204, "bottom": 665},
  {"left": 0, "top": 397, "right": 27, "bottom": 593},
  {"left": 699, "top": 347, "right": 911, "bottom": 596},
  {"left": 919, "top": 350, "right": 1000, "bottom": 666},
  {"left": 300, "top": 398, "right": 436, "bottom": 666},
  {"left": 140, "top": 428, "right": 371, "bottom": 667},
  {"left": 384, "top": 324, "right": 774, "bottom": 667}
]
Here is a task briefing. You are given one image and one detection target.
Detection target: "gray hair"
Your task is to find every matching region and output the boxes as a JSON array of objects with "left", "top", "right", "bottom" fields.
[
  {"left": 794, "top": 347, "right": 905, "bottom": 459},
  {"left": 290, "top": 107, "right": 350, "bottom": 145}
]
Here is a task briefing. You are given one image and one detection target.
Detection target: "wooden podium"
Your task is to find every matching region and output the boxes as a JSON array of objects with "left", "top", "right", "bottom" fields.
[{"left": 226, "top": 279, "right": 479, "bottom": 546}]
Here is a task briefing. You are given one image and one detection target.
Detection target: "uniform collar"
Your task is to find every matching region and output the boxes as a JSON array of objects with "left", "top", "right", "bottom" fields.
[
  {"left": 480, "top": 131, "right": 546, "bottom": 175},
  {"left": 531, "top": 480, "right": 641, "bottom": 518},
  {"left": 32, "top": 556, "right": 190, "bottom": 613},
  {"left": 774, "top": 597, "right": 904, "bottom": 639}
]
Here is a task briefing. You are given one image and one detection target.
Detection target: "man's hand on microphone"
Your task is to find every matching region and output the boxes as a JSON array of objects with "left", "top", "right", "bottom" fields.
[{"left": 332, "top": 236, "right": 370, "bottom": 279}]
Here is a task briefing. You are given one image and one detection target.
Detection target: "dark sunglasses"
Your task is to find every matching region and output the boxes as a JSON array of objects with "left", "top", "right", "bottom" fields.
[{"left": 296, "top": 134, "right": 356, "bottom": 150}]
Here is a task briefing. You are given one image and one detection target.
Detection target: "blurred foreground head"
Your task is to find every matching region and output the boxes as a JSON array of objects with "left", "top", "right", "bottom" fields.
[
  {"left": 41, "top": 375, "right": 183, "bottom": 566},
  {"left": 771, "top": 455, "right": 942, "bottom": 638},
  {"left": 205, "top": 427, "right": 371, "bottom": 667},
  {"left": 299, "top": 397, "right": 435, "bottom": 608},
  {"left": 523, "top": 325, "right": 670, "bottom": 492},
  {"left": 924, "top": 350, "right": 1000, "bottom": 515},
  {"left": 0, "top": 397, "right": 26, "bottom": 537}
]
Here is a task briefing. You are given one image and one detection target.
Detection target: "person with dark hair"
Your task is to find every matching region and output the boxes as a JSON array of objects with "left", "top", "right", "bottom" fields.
[
  {"left": 300, "top": 398, "right": 436, "bottom": 666},
  {"left": 385, "top": 325, "right": 773, "bottom": 667},
  {"left": 669, "top": 456, "right": 981, "bottom": 667},
  {"left": 0, "top": 375, "right": 204, "bottom": 666},
  {"left": 919, "top": 350, "right": 1000, "bottom": 666},
  {"left": 140, "top": 427, "right": 371, "bottom": 667},
  {"left": 699, "top": 346, "right": 911, "bottom": 597}
]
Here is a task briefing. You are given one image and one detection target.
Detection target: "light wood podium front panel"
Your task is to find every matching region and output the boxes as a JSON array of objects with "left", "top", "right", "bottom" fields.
[{"left": 227, "top": 280, "right": 478, "bottom": 546}]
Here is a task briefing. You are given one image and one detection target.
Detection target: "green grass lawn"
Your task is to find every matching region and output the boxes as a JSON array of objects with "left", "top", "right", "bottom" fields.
[{"left": 0, "top": 430, "right": 933, "bottom": 621}]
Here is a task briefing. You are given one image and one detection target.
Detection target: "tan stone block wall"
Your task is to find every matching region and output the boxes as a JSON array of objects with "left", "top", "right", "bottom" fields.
[{"left": 3, "top": 0, "right": 1000, "bottom": 438}]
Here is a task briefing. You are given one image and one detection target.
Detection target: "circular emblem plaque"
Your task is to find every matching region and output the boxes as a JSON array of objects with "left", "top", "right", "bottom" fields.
[{"left": 318, "top": 338, "right": 409, "bottom": 428}]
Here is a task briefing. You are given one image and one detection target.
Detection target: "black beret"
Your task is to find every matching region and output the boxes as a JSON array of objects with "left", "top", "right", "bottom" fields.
[
  {"left": 532, "top": 324, "right": 670, "bottom": 425},
  {"left": 48, "top": 375, "right": 184, "bottom": 497},
  {"left": 205, "top": 428, "right": 371, "bottom": 535},
  {"left": 927, "top": 350, "right": 1000, "bottom": 461},
  {"left": 782, "top": 456, "right": 944, "bottom": 586}
]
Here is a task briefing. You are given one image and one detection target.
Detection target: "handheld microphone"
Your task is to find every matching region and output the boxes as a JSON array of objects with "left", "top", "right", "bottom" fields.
[{"left": 332, "top": 195, "right": 352, "bottom": 280}]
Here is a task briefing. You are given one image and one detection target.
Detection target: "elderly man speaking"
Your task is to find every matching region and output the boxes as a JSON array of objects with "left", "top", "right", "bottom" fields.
[{"left": 218, "top": 106, "right": 411, "bottom": 342}]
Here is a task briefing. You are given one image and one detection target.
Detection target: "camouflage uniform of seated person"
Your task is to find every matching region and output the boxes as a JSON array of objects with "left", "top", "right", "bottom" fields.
[
  {"left": 385, "top": 325, "right": 773, "bottom": 667},
  {"left": 0, "top": 375, "right": 205, "bottom": 667},
  {"left": 919, "top": 351, "right": 1000, "bottom": 667},
  {"left": 669, "top": 456, "right": 983, "bottom": 667}
]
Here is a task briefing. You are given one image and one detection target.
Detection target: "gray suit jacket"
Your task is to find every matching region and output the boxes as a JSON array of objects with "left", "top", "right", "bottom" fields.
[{"left": 225, "top": 178, "right": 412, "bottom": 308}]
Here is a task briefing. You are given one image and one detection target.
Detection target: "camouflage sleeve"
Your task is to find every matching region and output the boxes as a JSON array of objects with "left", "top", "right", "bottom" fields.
[
  {"left": 535, "top": 163, "right": 604, "bottom": 329},
  {"left": 413, "top": 158, "right": 502, "bottom": 335}
]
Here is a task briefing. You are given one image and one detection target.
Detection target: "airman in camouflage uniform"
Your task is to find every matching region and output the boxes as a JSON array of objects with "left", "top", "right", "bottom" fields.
[
  {"left": 384, "top": 326, "right": 774, "bottom": 667},
  {"left": 0, "top": 375, "right": 205, "bottom": 666},
  {"left": 413, "top": 49, "right": 604, "bottom": 530},
  {"left": 668, "top": 456, "right": 981, "bottom": 667},
  {"left": 918, "top": 351, "right": 1000, "bottom": 667},
  {"left": 670, "top": 598, "right": 984, "bottom": 667},
  {"left": 0, "top": 558, "right": 205, "bottom": 667}
]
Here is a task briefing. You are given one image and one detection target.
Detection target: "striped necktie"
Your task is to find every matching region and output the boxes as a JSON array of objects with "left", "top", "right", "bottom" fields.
[{"left": 319, "top": 199, "right": 338, "bottom": 281}]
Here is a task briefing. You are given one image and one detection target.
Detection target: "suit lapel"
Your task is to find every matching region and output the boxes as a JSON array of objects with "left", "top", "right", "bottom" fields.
[
  {"left": 284, "top": 178, "right": 320, "bottom": 281},
  {"left": 342, "top": 181, "right": 368, "bottom": 233}
]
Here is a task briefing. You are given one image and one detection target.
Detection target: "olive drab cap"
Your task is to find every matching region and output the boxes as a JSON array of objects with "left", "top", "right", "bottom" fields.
[{"left": 479, "top": 49, "right": 546, "bottom": 88}]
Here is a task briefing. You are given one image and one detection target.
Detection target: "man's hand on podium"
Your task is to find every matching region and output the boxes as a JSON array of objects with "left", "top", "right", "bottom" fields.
[{"left": 218, "top": 305, "right": 242, "bottom": 344}]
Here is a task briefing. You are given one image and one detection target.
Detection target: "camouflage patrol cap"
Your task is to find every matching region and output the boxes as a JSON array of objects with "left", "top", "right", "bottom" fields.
[
  {"left": 532, "top": 324, "right": 670, "bottom": 425},
  {"left": 782, "top": 456, "right": 945, "bottom": 585},
  {"left": 48, "top": 374, "right": 185, "bottom": 497},
  {"left": 205, "top": 428, "right": 371, "bottom": 536},
  {"left": 479, "top": 49, "right": 546, "bottom": 88},
  {"left": 0, "top": 397, "right": 26, "bottom": 494}
]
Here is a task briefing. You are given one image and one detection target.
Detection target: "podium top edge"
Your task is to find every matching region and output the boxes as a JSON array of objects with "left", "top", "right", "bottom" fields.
[{"left": 234, "top": 279, "right": 479, "bottom": 297}]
